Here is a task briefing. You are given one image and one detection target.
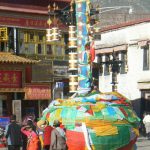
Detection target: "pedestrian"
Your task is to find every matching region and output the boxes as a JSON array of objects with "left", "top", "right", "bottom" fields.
[
  {"left": 50, "top": 120, "right": 67, "bottom": 150},
  {"left": 5, "top": 114, "right": 22, "bottom": 150},
  {"left": 21, "top": 124, "right": 40, "bottom": 150},
  {"left": 143, "top": 112, "right": 150, "bottom": 140},
  {"left": 22, "top": 119, "right": 37, "bottom": 150},
  {"left": 43, "top": 121, "right": 53, "bottom": 150}
]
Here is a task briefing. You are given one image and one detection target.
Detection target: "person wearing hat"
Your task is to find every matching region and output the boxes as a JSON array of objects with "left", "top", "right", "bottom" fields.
[
  {"left": 5, "top": 114, "right": 22, "bottom": 150},
  {"left": 50, "top": 120, "right": 67, "bottom": 150}
]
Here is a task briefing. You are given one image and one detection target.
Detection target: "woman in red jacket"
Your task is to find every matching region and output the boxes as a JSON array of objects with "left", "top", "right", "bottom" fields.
[{"left": 21, "top": 125, "right": 40, "bottom": 150}]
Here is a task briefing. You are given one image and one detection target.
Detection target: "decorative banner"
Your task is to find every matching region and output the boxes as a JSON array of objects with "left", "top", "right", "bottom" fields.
[
  {"left": 24, "top": 84, "right": 51, "bottom": 100},
  {"left": 0, "top": 70, "right": 22, "bottom": 88},
  {"left": 32, "top": 60, "right": 53, "bottom": 82},
  {"left": 76, "top": 0, "right": 92, "bottom": 94}
]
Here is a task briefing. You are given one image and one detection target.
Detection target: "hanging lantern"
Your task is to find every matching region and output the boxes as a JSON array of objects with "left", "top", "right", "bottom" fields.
[
  {"left": 69, "top": 52, "right": 78, "bottom": 60},
  {"left": 69, "top": 75, "right": 78, "bottom": 93},
  {"left": 46, "top": 29, "right": 52, "bottom": 42},
  {"left": 51, "top": 27, "right": 60, "bottom": 41},
  {"left": 69, "top": 52, "right": 78, "bottom": 70},
  {"left": 68, "top": 25, "right": 77, "bottom": 48}
]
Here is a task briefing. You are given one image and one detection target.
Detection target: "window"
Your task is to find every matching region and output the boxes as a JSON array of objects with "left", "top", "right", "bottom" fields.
[
  {"left": 56, "top": 46, "right": 62, "bottom": 56},
  {"left": 98, "top": 55, "right": 103, "bottom": 76},
  {"left": 120, "top": 51, "right": 127, "bottom": 74},
  {"left": 38, "top": 44, "right": 42, "bottom": 54},
  {"left": 104, "top": 54, "right": 110, "bottom": 75},
  {"left": 143, "top": 45, "right": 149, "bottom": 70},
  {"left": 38, "top": 32, "right": 44, "bottom": 42},
  {"left": 47, "top": 45, "right": 53, "bottom": 55},
  {"left": 0, "top": 42, "right": 4, "bottom": 52},
  {"left": 29, "top": 32, "right": 34, "bottom": 42}
]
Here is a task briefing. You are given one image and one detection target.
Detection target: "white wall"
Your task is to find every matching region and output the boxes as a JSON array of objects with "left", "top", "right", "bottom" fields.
[
  {"left": 95, "top": 22, "right": 150, "bottom": 48},
  {"left": 97, "top": 22, "right": 150, "bottom": 100}
]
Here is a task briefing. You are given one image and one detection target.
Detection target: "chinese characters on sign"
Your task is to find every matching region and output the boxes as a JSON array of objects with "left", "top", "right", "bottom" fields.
[
  {"left": 0, "top": 71, "right": 22, "bottom": 88},
  {"left": 24, "top": 85, "right": 51, "bottom": 100}
]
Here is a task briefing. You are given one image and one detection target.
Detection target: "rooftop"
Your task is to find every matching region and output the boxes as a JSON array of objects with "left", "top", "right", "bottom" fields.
[{"left": 0, "top": 52, "right": 38, "bottom": 64}]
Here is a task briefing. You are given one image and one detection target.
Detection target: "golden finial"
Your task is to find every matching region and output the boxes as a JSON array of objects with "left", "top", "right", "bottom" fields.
[
  {"left": 56, "top": 6, "right": 59, "bottom": 10},
  {"left": 53, "top": 3, "right": 56, "bottom": 11}
]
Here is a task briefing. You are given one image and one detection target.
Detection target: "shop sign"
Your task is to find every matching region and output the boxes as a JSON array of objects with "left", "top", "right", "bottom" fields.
[
  {"left": 24, "top": 85, "right": 51, "bottom": 100},
  {"left": 0, "top": 117, "right": 10, "bottom": 128},
  {"left": 0, "top": 15, "right": 66, "bottom": 29},
  {"left": 32, "top": 61, "right": 53, "bottom": 82},
  {"left": 0, "top": 71, "right": 22, "bottom": 88},
  {"left": 53, "top": 60, "right": 69, "bottom": 77}
]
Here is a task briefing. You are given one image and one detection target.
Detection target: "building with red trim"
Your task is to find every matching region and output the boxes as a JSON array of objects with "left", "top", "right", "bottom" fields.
[{"left": 0, "top": 0, "right": 70, "bottom": 121}]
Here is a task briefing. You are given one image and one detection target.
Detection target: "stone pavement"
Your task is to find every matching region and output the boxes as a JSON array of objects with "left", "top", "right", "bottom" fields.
[
  {"left": 0, "top": 136, "right": 150, "bottom": 150},
  {"left": 136, "top": 136, "right": 150, "bottom": 150}
]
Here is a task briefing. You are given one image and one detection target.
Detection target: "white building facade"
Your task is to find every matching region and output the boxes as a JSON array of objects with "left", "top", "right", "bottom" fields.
[{"left": 95, "top": 20, "right": 150, "bottom": 118}]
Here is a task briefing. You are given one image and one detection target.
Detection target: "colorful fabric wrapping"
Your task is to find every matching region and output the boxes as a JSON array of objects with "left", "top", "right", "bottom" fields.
[
  {"left": 66, "top": 130, "right": 85, "bottom": 150},
  {"left": 61, "top": 107, "right": 77, "bottom": 129},
  {"left": 76, "top": 0, "right": 92, "bottom": 93},
  {"left": 90, "top": 126, "right": 130, "bottom": 150},
  {"left": 39, "top": 0, "right": 139, "bottom": 147},
  {"left": 39, "top": 91, "right": 140, "bottom": 150}
]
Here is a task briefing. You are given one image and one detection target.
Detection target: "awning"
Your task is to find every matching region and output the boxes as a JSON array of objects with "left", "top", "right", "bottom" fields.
[
  {"left": 0, "top": 88, "right": 24, "bottom": 92},
  {"left": 96, "top": 45, "right": 127, "bottom": 54},
  {"left": 138, "top": 79, "right": 150, "bottom": 90},
  {"left": 24, "top": 84, "right": 51, "bottom": 100},
  {"left": 138, "top": 40, "right": 149, "bottom": 47}
]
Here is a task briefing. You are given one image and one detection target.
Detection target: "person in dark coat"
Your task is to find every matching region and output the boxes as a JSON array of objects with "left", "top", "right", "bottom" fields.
[
  {"left": 50, "top": 120, "right": 67, "bottom": 150},
  {"left": 5, "top": 114, "right": 22, "bottom": 150}
]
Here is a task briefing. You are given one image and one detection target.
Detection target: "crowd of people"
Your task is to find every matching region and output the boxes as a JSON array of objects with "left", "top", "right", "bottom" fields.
[{"left": 4, "top": 114, "right": 68, "bottom": 150}]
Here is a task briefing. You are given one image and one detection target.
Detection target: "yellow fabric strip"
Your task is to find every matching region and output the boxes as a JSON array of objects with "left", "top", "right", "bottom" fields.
[
  {"left": 84, "top": 119, "right": 129, "bottom": 128},
  {"left": 133, "top": 128, "right": 139, "bottom": 136},
  {"left": 93, "top": 125, "right": 118, "bottom": 136}
]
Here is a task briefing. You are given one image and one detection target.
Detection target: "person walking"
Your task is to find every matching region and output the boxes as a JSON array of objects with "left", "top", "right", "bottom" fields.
[
  {"left": 43, "top": 121, "right": 53, "bottom": 150},
  {"left": 50, "top": 120, "right": 67, "bottom": 150},
  {"left": 21, "top": 124, "right": 40, "bottom": 150},
  {"left": 143, "top": 112, "right": 150, "bottom": 140},
  {"left": 5, "top": 114, "right": 22, "bottom": 150},
  {"left": 22, "top": 119, "right": 37, "bottom": 150}
]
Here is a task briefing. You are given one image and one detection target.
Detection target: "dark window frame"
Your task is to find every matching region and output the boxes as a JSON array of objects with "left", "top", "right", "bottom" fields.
[
  {"left": 47, "top": 44, "right": 53, "bottom": 55},
  {"left": 98, "top": 55, "right": 103, "bottom": 76},
  {"left": 143, "top": 45, "right": 149, "bottom": 70},
  {"left": 104, "top": 54, "right": 110, "bottom": 76},
  {"left": 120, "top": 51, "right": 127, "bottom": 74}
]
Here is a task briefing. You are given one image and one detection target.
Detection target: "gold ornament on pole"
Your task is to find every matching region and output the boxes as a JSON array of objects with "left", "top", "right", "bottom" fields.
[{"left": 46, "top": 3, "right": 61, "bottom": 42}]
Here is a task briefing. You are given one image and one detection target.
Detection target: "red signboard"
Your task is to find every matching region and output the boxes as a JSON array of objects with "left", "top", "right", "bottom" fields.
[
  {"left": 24, "top": 84, "right": 51, "bottom": 100},
  {"left": 0, "top": 71, "right": 22, "bottom": 88},
  {"left": 0, "top": 15, "right": 66, "bottom": 29}
]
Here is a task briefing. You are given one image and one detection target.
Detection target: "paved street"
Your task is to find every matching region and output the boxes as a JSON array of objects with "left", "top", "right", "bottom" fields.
[
  {"left": 0, "top": 136, "right": 150, "bottom": 150},
  {"left": 136, "top": 136, "right": 150, "bottom": 150}
]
